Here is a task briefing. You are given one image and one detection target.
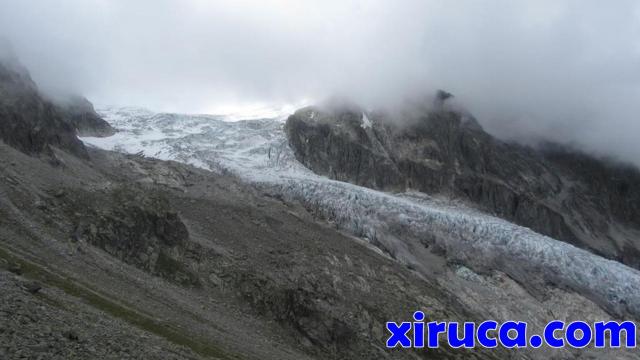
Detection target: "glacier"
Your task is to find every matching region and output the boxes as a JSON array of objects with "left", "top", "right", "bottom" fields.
[{"left": 81, "top": 106, "right": 640, "bottom": 322}]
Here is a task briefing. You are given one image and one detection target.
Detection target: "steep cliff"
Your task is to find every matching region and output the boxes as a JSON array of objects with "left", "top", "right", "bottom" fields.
[
  {"left": 55, "top": 95, "right": 116, "bottom": 137},
  {"left": 0, "top": 58, "right": 510, "bottom": 360},
  {"left": 285, "top": 95, "right": 640, "bottom": 266},
  {"left": 0, "top": 60, "right": 88, "bottom": 158}
]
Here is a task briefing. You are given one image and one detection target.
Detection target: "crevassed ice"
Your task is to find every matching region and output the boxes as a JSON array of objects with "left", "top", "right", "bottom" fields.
[{"left": 81, "top": 107, "right": 640, "bottom": 319}]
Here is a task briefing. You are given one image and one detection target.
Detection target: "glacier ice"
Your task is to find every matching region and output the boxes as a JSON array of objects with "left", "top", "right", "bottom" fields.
[{"left": 81, "top": 106, "right": 640, "bottom": 319}]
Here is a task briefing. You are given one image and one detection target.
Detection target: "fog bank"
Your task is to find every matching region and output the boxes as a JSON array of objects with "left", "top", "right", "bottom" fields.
[{"left": 1, "top": 0, "right": 640, "bottom": 164}]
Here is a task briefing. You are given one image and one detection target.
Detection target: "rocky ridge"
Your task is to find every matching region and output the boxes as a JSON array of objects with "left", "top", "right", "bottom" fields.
[
  {"left": 3, "top": 55, "right": 640, "bottom": 360},
  {"left": 285, "top": 95, "right": 640, "bottom": 267},
  {"left": 81, "top": 101, "right": 640, "bottom": 358},
  {"left": 0, "top": 59, "right": 88, "bottom": 158},
  {"left": 0, "top": 59, "right": 508, "bottom": 359},
  {"left": 55, "top": 95, "right": 117, "bottom": 137}
]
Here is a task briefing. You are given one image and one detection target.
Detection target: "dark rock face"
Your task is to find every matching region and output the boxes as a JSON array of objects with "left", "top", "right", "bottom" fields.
[
  {"left": 72, "top": 186, "right": 200, "bottom": 286},
  {"left": 55, "top": 95, "right": 116, "bottom": 137},
  {"left": 285, "top": 107, "right": 404, "bottom": 190},
  {"left": 0, "top": 61, "right": 88, "bottom": 158},
  {"left": 285, "top": 96, "right": 640, "bottom": 266},
  {"left": 0, "top": 55, "right": 114, "bottom": 159}
]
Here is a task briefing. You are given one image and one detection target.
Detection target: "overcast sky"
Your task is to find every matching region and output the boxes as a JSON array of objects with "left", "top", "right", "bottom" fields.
[{"left": 1, "top": 0, "right": 640, "bottom": 164}]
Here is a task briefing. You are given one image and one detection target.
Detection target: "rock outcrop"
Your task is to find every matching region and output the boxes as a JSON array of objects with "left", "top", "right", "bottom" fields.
[
  {"left": 0, "top": 50, "right": 114, "bottom": 159},
  {"left": 3, "top": 50, "right": 640, "bottom": 359},
  {"left": 55, "top": 95, "right": 116, "bottom": 137},
  {"left": 0, "top": 60, "right": 88, "bottom": 158},
  {"left": 71, "top": 186, "right": 200, "bottom": 286},
  {"left": 0, "top": 56, "right": 504, "bottom": 358},
  {"left": 285, "top": 94, "right": 640, "bottom": 266}
]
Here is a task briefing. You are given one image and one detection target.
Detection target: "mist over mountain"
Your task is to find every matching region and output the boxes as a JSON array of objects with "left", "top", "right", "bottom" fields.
[
  {"left": 2, "top": 3, "right": 640, "bottom": 356},
  {"left": 1, "top": 0, "right": 640, "bottom": 166}
]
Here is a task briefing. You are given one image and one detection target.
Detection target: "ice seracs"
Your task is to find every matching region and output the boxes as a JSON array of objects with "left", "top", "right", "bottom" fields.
[{"left": 81, "top": 106, "right": 640, "bottom": 320}]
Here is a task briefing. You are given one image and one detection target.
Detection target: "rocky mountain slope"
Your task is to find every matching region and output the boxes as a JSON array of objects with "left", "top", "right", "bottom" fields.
[
  {"left": 0, "top": 59, "right": 87, "bottom": 158},
  {"left": 81, "top": 101, "right": 640, "bottom": 358},
  {"left": 54, "top": 95, "right": 116, "bottom": 137},
  {"left": 0, "top": 54, "right": 114, "bottom": 160},
  {"left": 2, "top": 57, "right": 640, "bottom": 359},
  {"left": 0, "top": 58, "right": 511, "bottom": 360},
  {"left": 285, "top": 94, "right": 640, "bottom": 268}
]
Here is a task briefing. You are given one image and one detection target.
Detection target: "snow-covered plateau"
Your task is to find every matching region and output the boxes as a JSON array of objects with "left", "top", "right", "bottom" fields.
[{"left": 82, "top": 107, "right": 640, "bottom": 326}]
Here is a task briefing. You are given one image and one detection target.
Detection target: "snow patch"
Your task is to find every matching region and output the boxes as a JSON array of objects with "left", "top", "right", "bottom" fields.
[{"left": 361, "top": 112, "right": 372, "bottom": 129}]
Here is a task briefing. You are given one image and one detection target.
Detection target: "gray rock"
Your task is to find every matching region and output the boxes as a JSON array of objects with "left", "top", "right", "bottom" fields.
[
  {"left": 21, "top": 281, "right": 42, "bottom": 294},
  {"left": 8, "top": 263, "right": 21, "bottom": 275},
  {"left": 62, "top": 329, "right": 79, "bottom": 341},
  {"left": 0, "top": 60, "right": 88, "bottom": 158},
  {"left": 285, "top": 97, "right": 640, "bottom": 267},
  {"left": 34, "top": 200, "right": 47, "bottom": 210},
  {"left": 54, "top": 95, "right": 116, "bottom": 138}
]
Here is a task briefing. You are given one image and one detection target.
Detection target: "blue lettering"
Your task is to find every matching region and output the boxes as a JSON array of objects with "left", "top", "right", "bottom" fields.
[
  {"left": 594, "top": 321, "right": 636, "bottom": 348},
  {"left": 427, "top": 321, "right": 446, "bottom": 348},
  {"left": 477, "top": 320, "right": 498, "bottom": 348},
  {"left": 498, "top": 321, "right": 527, "bottom": 348},
  {"left": 565, "top": 321, "right": 592, "bottom": 348},
  {"left": 413, "top": 311, "right": 425, "bottom": 348},
  {"left": 386, "top": 322, "right": 412, "bottom": 348},
  {"left": 447, "top": 322, "right": 475, "bottom": 348},
  {"left": 544, "top": 321, "right": 565, "bottom": 348}
]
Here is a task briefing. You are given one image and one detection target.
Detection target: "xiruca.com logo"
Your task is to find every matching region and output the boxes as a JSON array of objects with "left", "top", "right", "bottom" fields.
[{"left": 386, "top": 312, "right": 636, "bottom": 349}]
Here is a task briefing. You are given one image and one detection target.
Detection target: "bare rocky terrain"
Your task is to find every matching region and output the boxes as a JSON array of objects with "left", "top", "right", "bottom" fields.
[
  {"left": 0, "top": 59, "right": 500, "bottom": 359},
  {"left": 0, "top": 127, "right": 510, "bottom": 360},
  {"left": 285, "top": 95, "right": 640, "bottom": 268},
  {"left": 2, "top": 57, "right": 640, "bottom": 360}
]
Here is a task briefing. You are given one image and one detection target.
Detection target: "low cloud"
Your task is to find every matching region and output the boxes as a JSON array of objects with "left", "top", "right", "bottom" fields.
[{"left": 1, "top": 0, "right": 640, "bottom": 164}]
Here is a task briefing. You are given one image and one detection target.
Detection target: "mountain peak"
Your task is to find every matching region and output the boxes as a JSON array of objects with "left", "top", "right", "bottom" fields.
[{"left": 0, "top": 55, "right": 114, "bottom": 157}]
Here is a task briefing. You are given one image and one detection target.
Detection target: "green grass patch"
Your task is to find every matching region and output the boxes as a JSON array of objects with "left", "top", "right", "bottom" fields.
[{"left": 0, "top": 245, "right": 238, "bottom": 360}]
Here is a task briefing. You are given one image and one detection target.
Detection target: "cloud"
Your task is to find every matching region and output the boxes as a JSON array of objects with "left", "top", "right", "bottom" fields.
[{"left": 1, "top": 0, "right": 640, "bottom": 164}]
